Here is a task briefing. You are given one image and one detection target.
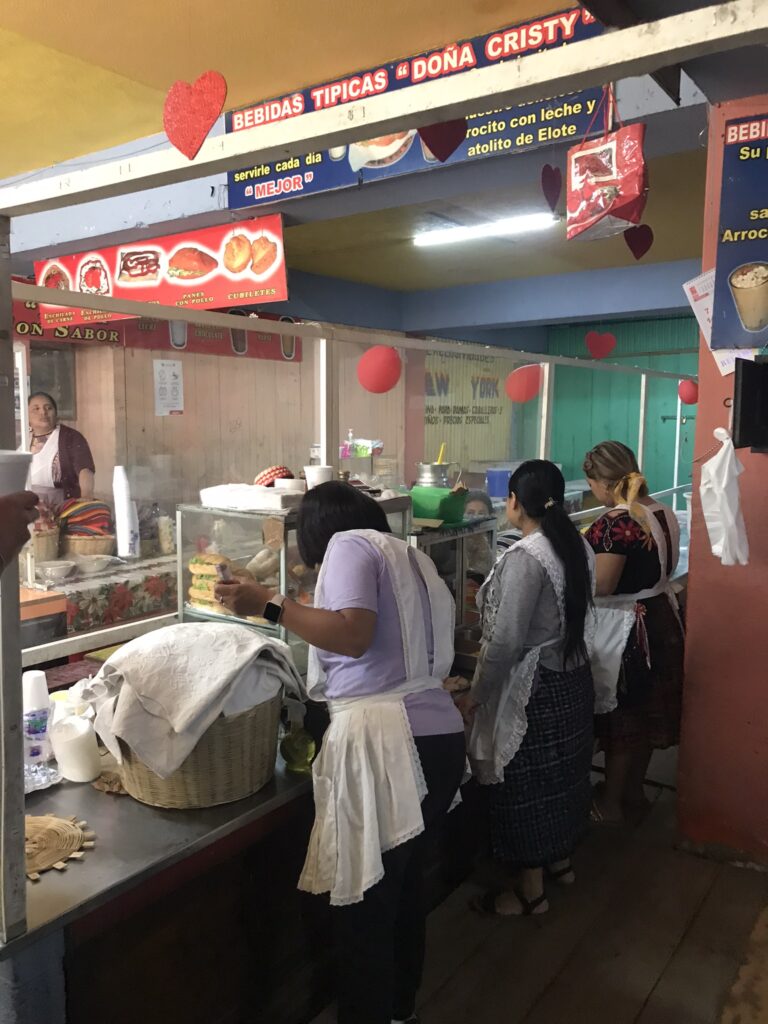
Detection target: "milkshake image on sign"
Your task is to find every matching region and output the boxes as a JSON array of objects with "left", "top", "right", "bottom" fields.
[{"left": 729, "top": 262, "right": 768, "bottom": 333}]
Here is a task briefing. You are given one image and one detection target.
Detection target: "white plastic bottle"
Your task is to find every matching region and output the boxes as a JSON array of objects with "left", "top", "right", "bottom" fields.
[{"left": 22, "top": 671, "right": 61, "bottom": 794}]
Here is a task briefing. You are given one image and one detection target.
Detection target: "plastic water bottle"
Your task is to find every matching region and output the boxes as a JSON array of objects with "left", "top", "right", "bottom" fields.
[{"left": 22, "top": 671, "right": 61, "bottom": 794}]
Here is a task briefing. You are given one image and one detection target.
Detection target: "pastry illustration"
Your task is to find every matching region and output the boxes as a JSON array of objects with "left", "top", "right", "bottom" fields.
[
  {"left": 78, "top": 258, "right": 110, "bottom": 295},
  {"left": 250, "top": 235, "right": 278, "bottom": 276},
  {"left": 42, "top": 264, "right": 70, "bottom": 290},
  {"left": 118, "top": 250, "right": 161, "bottom": 282},
  {"left": 223, "top": 234, "right": 252, "bottom": 274}
]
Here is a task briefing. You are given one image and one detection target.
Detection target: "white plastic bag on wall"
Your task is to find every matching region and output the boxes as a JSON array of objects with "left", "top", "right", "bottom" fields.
[{"left": 699, "top": 428, "right": 749, "bottom": 566}]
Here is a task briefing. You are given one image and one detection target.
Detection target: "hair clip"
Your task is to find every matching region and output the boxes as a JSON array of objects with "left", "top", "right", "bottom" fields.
[{"left": 544, "top": 498, "right": 556, "bottom": 509}]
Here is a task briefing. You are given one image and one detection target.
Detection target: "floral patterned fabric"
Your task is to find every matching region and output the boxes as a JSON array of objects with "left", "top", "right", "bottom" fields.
[
  {"left": 59, "top": 556, "right": 177, "bottom": 634},
  {"left": 586, "top": 511, "right": 662, "bottom": 594}
]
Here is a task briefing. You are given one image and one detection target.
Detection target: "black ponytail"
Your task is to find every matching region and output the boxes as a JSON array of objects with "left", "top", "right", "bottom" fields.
[{"left": 508, "top": 460, "right": 593, "bottom": 663}]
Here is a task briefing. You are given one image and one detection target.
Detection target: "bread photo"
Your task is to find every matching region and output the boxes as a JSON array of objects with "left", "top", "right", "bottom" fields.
[
  {"left": 167, "top": 247, "right": 218, "bottom": 279},
  {"left": 250, "top": 236, "right": 278, "bottom": 276},
  {"left": 224, "top": 234, "right": 251, "bottom": 274}
]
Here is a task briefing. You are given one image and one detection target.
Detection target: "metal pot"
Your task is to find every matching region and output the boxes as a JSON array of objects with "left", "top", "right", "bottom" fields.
[{"left": 416, "top": 462, "right": 460, "bottom": 488}]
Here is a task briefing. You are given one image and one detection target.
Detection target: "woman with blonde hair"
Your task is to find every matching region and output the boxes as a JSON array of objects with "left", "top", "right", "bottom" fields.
[{"left": 583, "top": 441, "right": 684, "bottom": 823}]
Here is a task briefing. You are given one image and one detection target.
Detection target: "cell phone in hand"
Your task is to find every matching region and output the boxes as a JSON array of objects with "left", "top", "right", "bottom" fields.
[{"left": 215, "top": 563, "right": 234, "bottom": 583}]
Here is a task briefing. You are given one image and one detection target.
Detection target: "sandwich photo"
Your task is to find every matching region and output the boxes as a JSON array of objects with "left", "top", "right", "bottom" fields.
[
  {"left": 42, "top": 264, "right": 71, "bottom": 290},
  {"left": 167, "top": 246, "right": 218, "bottom": 280},
  {"left": 348, "top": 130, "right": 415, "bottom": 172},
  {"left": 118, "top": 250, "right": 161, "bottom": 282}
]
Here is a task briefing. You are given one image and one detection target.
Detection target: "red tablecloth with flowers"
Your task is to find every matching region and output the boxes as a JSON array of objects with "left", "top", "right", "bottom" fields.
[{"left": 58, "top": 556, "right": 177, "bottom": 634}]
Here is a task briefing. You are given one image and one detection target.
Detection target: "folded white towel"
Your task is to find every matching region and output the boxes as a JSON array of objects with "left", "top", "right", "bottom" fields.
[{"left": 94, "top": 623, "right": 304, "bottom": 778}]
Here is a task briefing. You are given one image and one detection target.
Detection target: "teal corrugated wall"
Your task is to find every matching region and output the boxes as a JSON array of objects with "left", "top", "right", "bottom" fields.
[{"left": 546, "top": 317, "right": 699, "bottom": 489}]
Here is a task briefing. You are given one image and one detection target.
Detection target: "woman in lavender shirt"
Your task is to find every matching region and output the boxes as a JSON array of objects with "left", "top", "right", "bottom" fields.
[{"left": 216, "top": 483, "right": 465, "bottom": 1024}]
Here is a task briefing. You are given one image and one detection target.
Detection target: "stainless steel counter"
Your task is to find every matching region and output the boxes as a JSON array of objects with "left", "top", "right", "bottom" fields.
[{"left": 9, "top": 765, "right": 311, "bottom": 960}]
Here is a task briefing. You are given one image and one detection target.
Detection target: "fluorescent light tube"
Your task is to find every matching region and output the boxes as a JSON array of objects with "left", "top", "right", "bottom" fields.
[{"left": 413, "top": 213, "right": 558, "bottom": 247}]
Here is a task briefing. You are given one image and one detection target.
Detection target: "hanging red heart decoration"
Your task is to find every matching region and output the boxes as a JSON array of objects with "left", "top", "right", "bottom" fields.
[
  {"left": 505, "top": 364, "right": 543, "bottom": 403},
  {"left": 357, "top": 346, "right": 402, "bottom": 394},
  {"left": 623, "top": 224, "right": 654, "bottom": 260},
  {"left": 585, "top": 331, "right": 617, "bottom": 360},
  {"left": 163, "top": 70, "right": 228, "bottom": 161},
  {"left": 678, "top": 380, "right": 699, "bottom": 405},
  {"left": 541, "top": 164, "right": 562, "bottom": 213},
  {"left": 418, "top": 119, "right": 467, "bottom": 163}
]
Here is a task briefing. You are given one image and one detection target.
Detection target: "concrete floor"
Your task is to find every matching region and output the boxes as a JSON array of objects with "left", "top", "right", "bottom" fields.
[{"left": 313, "top": 769, "right": 768, "bottom": 1024}]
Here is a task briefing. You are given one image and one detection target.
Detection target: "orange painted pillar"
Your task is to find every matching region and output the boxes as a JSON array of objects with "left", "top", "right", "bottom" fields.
[{"left": 678, "top": 94, "right": 768, "bottom": 861}]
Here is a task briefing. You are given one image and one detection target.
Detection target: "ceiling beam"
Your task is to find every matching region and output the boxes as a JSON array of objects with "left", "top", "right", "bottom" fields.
[
  {"left": 582, "top": 0, "right": 682, "bottom": 104},
  {"left": 0, "top": 0, "right": 765, "bottom": 218}
]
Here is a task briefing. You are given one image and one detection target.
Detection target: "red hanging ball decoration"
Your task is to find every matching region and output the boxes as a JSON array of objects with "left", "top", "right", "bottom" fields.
[
  {"left": 505, "top": 364, "right": 543, "bottom": 403},
  {"left": 678, "top": 379, "right": 699, "bottom": 405},
  {"left": 357, "top": 345, "right": 402, "bottom": 394}
]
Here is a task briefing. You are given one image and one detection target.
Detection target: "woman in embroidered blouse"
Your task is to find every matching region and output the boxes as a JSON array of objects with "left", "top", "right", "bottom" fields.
[
  {"left": 457, "top": 461, "right": 595, "bottom": 917},
  {"left": 584, "top": 441, "right": 684, "bottom": 823}
]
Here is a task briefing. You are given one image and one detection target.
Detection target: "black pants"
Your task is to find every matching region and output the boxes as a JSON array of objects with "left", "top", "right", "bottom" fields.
[{"left": 332, "top": 731, "right": 466, "bottom": 1024}]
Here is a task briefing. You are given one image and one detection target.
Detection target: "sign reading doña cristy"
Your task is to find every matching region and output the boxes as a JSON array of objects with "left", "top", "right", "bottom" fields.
[{"left": 34, "top": 214, "right": 288, "bottom": 328}]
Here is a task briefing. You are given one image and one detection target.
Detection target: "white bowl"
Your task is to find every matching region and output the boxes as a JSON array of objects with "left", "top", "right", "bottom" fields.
[
  {"left": 37, "top": 561, "right": 76, "bottom": 583},
  {"left": 76, "top": 555, "right": 113, "bottom": 576}
]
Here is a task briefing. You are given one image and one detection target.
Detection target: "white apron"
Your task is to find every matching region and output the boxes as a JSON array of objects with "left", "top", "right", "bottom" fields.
[
  {"left": 298, "top": 530, "right": 455, "bottom": 906},
  {"left": 28, "top": 425, "right": 61, "bottom": 496},
  {"left": 469, "top": 532, "right": 585, "bottom": 786},
  {"left": 590, "top": 503, "right": 680, "bottom": 715}
]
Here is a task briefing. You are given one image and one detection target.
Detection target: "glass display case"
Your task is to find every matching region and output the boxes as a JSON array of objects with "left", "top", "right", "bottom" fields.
[
  {"left": 177, "top": 496, "right": 412, "bottom": 674},
  {"left": 409, "top": 517, "right": 497, "bottom": 629}
]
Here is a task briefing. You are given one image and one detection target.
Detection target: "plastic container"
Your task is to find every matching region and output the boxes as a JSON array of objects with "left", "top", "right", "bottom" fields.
[{"left": 22, "top": 670, "right": 60, "bottom": 793}]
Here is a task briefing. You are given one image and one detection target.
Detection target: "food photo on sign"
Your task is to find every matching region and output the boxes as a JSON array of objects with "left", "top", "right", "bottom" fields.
[
  {"left": 34, "top": 214, "right": 288, "bottom": 328},
  {"left": 711, "top": 116, "right": 768, "bottom": 350}
]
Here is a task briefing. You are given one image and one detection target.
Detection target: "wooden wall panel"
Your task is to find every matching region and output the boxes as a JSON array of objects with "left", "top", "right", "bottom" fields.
[{"left": 337, "top": 343, "right": 405, "bottom": 479}]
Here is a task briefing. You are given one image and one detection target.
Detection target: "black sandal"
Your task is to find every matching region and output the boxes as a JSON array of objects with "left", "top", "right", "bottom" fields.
[
  {"left": 546, "top": 861, "right": 575, "bottom": 885},
  {"left": 471, "top": 888, "right": 548, "bottom": 917}
]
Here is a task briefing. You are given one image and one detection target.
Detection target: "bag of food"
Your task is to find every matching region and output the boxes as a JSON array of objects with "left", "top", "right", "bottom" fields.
[{"left": 566, "top": 117, "right": 648, "bottom": 241}]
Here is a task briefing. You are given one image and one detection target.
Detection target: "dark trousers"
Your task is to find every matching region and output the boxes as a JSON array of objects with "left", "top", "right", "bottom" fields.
[{"left": 332, "top": 731, "right": 466, "bottom": 1024}]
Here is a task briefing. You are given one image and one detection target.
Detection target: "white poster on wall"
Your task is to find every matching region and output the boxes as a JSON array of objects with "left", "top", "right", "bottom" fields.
[{"left": 153, "top": 359, "right": 184, "bottom": 416}]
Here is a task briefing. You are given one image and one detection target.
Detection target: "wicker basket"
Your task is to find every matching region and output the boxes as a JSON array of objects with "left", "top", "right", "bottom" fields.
[
  {"left": 62, "top": 535, "right": 116, "bottom": 558},
  {"left": 120, "top": 693, "right": 282, "bottom": 809},
  {"left": 33, "top": 528, "right": 60, "bottom": 562}
]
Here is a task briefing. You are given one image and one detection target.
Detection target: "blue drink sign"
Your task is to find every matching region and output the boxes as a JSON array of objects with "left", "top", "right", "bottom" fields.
[{"left": 226, "top": 8, "right": 604, "bottom": 211}]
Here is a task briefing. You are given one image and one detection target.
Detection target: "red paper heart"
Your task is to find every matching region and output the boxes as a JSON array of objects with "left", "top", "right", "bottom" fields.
[
  {"left": 164, "top": 70, "right": 227, "bottom": 161},
  {"left": 624, "top": 224, "right": 654, "bottom": 260},
  {"left": 585, "top": 331, "right": 617, "bottom": 360},
  {"left": 418, "top": 119, "right": 467, "bottom": 163},
  {"left": 541, "top": 164, "right": 562, "bottom": 212}
]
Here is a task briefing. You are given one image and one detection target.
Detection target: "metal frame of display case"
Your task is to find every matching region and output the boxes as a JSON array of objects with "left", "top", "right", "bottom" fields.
[{"left": 409, "top": 517, "right": 496, "bottom": 627}]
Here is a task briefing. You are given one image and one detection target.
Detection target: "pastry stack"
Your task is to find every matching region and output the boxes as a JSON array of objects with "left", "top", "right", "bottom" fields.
[{"left": 187, "top": 553, "right": 254, "bottom": 615}]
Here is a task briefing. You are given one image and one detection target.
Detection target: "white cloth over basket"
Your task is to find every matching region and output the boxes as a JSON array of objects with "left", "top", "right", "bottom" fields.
[
  {"left": 94, "top": 622, "right": 304, "bottom": 777},
  {"left": 298, "top": 530, "right": 456, "bottom": 906}
]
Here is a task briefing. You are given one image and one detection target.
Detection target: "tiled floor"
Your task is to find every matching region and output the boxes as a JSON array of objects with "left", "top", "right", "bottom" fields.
[{"left": 313, "top": 774, "right": 768, "bottom": 1024}]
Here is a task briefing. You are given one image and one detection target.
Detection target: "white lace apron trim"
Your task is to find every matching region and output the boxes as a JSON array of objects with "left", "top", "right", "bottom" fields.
[
  {"left": 299, "top": 530, "right": 456, "bottom": 905},
  {"left": 470, "top": 531, "right": 582, "bottom": 785}
]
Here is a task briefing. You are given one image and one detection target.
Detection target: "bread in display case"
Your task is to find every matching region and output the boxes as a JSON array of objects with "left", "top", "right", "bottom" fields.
[{"left": 176, "top": 496, "right": 412, "bottom": 674}]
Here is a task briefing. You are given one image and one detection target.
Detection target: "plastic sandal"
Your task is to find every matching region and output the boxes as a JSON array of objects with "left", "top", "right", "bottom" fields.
[{"left": 471, "top": 888, "right": 548, "bottom": 917}]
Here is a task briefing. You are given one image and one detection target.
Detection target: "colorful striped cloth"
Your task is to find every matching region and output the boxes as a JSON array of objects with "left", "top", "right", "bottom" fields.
[{"left": 58, "top": 499, "right": 113, "bottom": 537}]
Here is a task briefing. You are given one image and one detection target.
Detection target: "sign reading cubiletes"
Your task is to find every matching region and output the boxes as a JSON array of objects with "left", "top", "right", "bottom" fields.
[
  {"left": 226, "top": 8, "right": 603, "bottom": 210},
  {"left": 712, "top": 116, "right": 768, "bottom": 350}
]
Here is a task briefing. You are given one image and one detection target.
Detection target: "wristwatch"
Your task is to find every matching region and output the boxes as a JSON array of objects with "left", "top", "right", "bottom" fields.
[{"left": 263, "top": 592, "right": 287, "bottom": 625}]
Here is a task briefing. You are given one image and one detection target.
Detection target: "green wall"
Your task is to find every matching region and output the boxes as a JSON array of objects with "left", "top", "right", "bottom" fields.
[{"left": 547, "top": 317, "right": 699, "bottom": 491}]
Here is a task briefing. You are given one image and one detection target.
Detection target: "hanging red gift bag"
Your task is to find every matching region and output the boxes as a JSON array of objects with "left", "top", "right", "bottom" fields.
[{"left": 566, "top": 89, "right": 648, "bottom": 241}]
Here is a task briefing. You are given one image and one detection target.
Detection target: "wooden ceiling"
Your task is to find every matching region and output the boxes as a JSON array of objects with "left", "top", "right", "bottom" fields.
[
  {"left": 0, "top": 0, "right": 563, "bottom": 178},
  {"left": 283, "top": 149, "right": 706, "bottom": 290}
]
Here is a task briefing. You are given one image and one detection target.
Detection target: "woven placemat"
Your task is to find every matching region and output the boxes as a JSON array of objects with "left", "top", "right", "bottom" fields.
[{"left": 25, "top": 814, "right": 96, "bottom": 882}]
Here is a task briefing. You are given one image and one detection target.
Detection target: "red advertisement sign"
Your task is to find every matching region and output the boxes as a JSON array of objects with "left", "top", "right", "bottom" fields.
[
  {"left": 34, "top": 214, "right": 288, "bottom": 328},
  {"left": 122, "top": 315, "right": 302, "bottom": 362}
]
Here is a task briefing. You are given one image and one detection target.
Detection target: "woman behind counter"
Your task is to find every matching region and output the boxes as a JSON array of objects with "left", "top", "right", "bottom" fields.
[
  {"left": 216, "top": 482, "right": 465, "bottom": 1024},
  {"left": 583, "top": 441, "right": 684, "bottom": 823},
  {"left": 458, "top": 461, "right": 595, "bottom": 917},
  {"left": 27, "top": 392, "right": 95, "bottom": 504}
]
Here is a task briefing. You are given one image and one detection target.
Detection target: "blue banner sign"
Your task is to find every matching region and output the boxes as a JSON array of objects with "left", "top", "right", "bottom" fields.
[
  {"left": 712, "top": 115, "right": 768, "bottom": 350},
  {"left": 226, "top": 8, "right": 603, "bottom": 211}
]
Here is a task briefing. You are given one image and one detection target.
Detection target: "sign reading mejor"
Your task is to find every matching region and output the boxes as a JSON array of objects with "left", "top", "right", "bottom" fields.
[
  {"left": 712, "top": 116, "right": 768, "bottom": 350},
  {"left": 226, "top": 8, "right": 603, "bottom": 210}
]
